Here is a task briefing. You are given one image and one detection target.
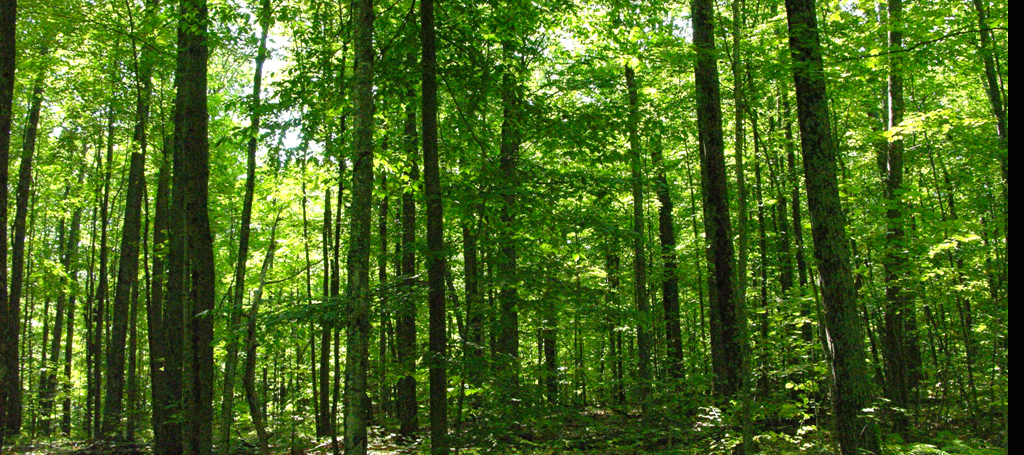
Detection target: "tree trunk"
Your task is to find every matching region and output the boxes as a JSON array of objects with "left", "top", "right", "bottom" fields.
[
  {"left": 222, "top": 2, "right": 272, "bottom": 450},
  {"left": 176, "top": 0, "right": 215, "bottom": 450},
  {"left": 101, "top": 151, "right": 146, "bottom": 438},
  {"left": 420, "top": 0, "right": 447, "bottom": 450},
  {"left": 62, "top": 193, "right": 83, "bottom": 436},
  {"left": 496, "top": 41, "right": 521, "bottom": 397},
  {"left": 650, "top": 123, "right": 683, "bottom": 377},
  {"left": 624, "top": 65, "right": 652, "bottom": 404},
  {"left": 149, "top": 131, "right": 180, "bottom": 455},
  {"left": 783, "top": 0, "right": 881, "bottom": 452},
  {"left": 692, "top": 0, "right": 745, "bottom": 401},
  {"left": 397, "top": 89, "right": 419, "bottom": 438},
  {"left": 0, "top": 0, "right": 16, "bottom": 441},
  {"left": 12, "top": 73, "right": 42, "bottom": 436},
  {"left": 244, "top": 217, "right": 280, "bottom": 453},
  {"left": 343, "top": 0, "right": 375, "bottom": 450},
  {"left": 318, "top": 188, "right": 332, "bottom": 438},
  {"left": 879, "top": 0, "right": 915, "bottom": 435}
]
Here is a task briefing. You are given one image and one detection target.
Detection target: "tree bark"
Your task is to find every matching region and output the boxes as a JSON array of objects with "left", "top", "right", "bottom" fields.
[
  {"left": 343, "top": 0, "right": 375, "bottom": 450},
  {"left": 420, "top": 0, "right": 448, "bottom": 450},
  {"left": 0, "top": 0, "right": 16, "bottom": 440},
  {"left": 101, "top": 151, "right": 146, "bottom": 438},
  {"left": 496, "top": 41, "right": 521, "bottom": 399},
  {"left": 650, "top": 123, "right": 683, "bottom": 377},
  {"left": 692, "top": 0, "right": 745, "bottom": 400},
  {"left": 397, "top": 89, "right": 419, "bottom": 438},
  {"left": 12, "top": 73, "right": 42, "bottom": 436},
  {"left": 624, "top": 65, "right": 652, "bottom": 403},
  {"left": 176, "top": 0, "right": 215, "bottom": 450},
  {"left": 784, "top": 0, "right": 881, "bottom": 452}
]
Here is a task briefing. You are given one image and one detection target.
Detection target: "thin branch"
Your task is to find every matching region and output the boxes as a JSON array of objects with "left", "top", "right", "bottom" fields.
[{"left": 833, "top": 27, "right": 1008, "bottom": 63}]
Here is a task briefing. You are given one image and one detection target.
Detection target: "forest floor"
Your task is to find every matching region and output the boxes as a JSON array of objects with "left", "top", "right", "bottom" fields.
[{"left": 0, "top": 408, "right": 1006, "bottom": 455}]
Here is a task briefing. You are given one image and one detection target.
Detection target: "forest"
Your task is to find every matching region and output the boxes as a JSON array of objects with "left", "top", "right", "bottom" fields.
[{"left": 0, "top": 0, "right": 1009, "bottom": 452}]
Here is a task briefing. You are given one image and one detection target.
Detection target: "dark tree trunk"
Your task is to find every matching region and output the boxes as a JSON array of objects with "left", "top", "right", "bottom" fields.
[
  {"left": 692, "top": 0, "right": 745, "bottom": 400},
  {"left": 879, "top": 0, "right": 915, "bottom": 435},
  {"left": 62, "top": 194, "right": 83, "bottom": 436},
  {"left": 176, "top": 0, "right": 215, "bottom": 450},
  {"left": 11, "top": 73, "right": 41, "bottom": 436},
  {"left": 650, "top": 123, "right": 683, "bottom": 377},
  {"left": 420, "top": 0, "right": 447, "bottom": 450},
  {"left": 318, "top": 188, "right": 332, "bottom": 438},
  {"left": 783, "top": 0, "right": 881, "bottom": 452},
  {"left": 496, "top": 41, "right": 521, "bottom": 398},
  {"left": 343, "top": 0, "right": 375, "bottom": 451},
  {"left": 148, "top": 132, "right": 180, "bottom": 455},
  {"left": 624, "top": 65, "right": 652, "bottom": 402},
  {"left": 89, "top": 106, "right": 116, "bottom": 437},
  {"left": 397, "top": 90, "right": 419, "bottom": 438},
  {"left": 101, "top": 151, "right": 146, "bottom": 437},
  {"left": 0, "top": 0, "right": 16, "bottom": 441}
]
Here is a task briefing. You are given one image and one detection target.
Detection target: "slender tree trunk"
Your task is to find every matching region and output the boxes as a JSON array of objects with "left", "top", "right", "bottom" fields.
[
  {"left": 61, "top": 197, "right": 83, "bottom": 436},
  {"left": 731, "top": 0, "right": 749, "bottom": 318},
  {"left": 650, "top": 123, "right": 683, "bottom": 377},
  {"left": 344, "top": 0, "right": 375, "bottom": 450},
  {"left": 784, "top": 0, "right": 881, "bottom": 452},
  {"left": 319, "top": 188, "right": 332, "bottom": 438},
  {"left": 693, "top": 0, "right": 745, "bottom": 401},
  {"left": 149, "top": 131, "right": 179, "bottom": 455},
  {"left": 222, "top": 3, "right": 272, "bottom": 450},
  {"left": 11, "top": 73, "right": 42, "bottom": 436},
  {"left": 397, "top": 90, "right": 419, "bottom": 438},
  {"left": 244, "top": 218, "right": 279, "bottom": 453},
  {"left": 624, "top": 65, "right": 652, "bottom": 404},
  {"left": 0, "top": 0, "right": 16, "bottom": 441},
  {"left": 879, "top": 0, "right": 914, "bottom": 434},
  {"left": 420, "top": 0, "right": 447, "bottom": 450},
  {"left": 102, "top": 151, "right": 146, "bottom": 438},
  {"left": 90, "top": 105, "right": 116, "bottom": 437}
]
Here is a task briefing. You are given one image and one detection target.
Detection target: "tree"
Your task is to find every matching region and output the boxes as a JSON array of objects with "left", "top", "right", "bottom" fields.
[
  {"left": 343, "top": 0, "right": 375, "bottom": 450},
  {"left": 0, "top": 0, "right": 14, "bottom": 439},
  {"left": 784, "top": 0, "right": 881, "bottom": 452},
  {"left": 421, "top": 0, "right": 447, "bottom": 450},
  {"left": 692, "top": 0, "right": 745, "bottom": 402},
  {"left": 101, "top": 150, "right": 145, "bottom": 437},
  {"left": 176, "top": 0, "right": 216, "bottom": 451}
]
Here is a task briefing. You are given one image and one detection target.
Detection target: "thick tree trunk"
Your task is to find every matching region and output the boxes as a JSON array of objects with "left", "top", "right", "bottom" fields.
[
  {"left": 784, "top": 0, "right": 881, "bottom": 452},
  {"left": 176, "top": 0, "right": 215, "bottom": 450},
  {"left": 692, "top": 0, "right": 745, "bottom": 401},
  {"left": 420, "top": 0, "right": 447, "bottom": 451},
  {"left": 496, "top": 41, "right": 521, "bottom": 398},
  {"left": 343, "top": 0, "right": 375, "bottom": 451},
  {"left": 101, "top": 151, "right": 146, "bottom": 437}
]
